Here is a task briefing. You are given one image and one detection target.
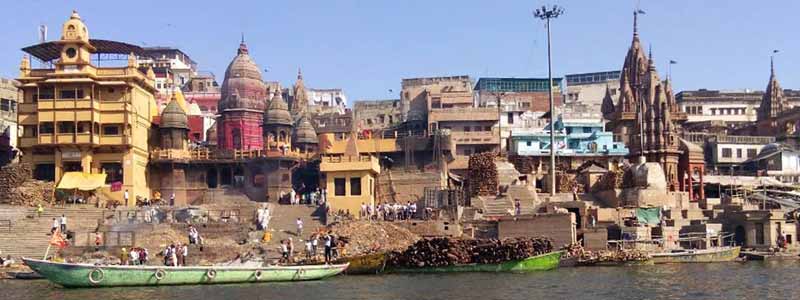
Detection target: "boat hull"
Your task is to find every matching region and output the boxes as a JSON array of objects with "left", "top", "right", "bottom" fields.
[
  {"left": 23, "top": 258, "right": 348, "bottom": 288},
  {"left": 651, "top": 246, "right": 741, "bottom": 264},
  {"left": 389, "top": 251, "right": 562, "bottom": 273},
  {"left": 335, "top": 252, "right": 388, "bottom": 275}
]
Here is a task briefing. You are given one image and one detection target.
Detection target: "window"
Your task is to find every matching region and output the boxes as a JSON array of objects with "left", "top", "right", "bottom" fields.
[
  {"left": 722, "top": 148, "right": 732, "bottom": 158},
  {"left": 0, "top": 99, "right": 9, "bottom": 111},
  {"left": 34, "top": 164, "right": 55, "bottom": 181},
  {"left": 464, "top": 126, "right": 471, "bottom": 132},
  {"left": 39, "top": 87, "right": 55, "bottom": 100},
  {"left": 507, "top": 112, "right": 514, "bottom": 124},
  {"left": 65, "top": 47, "right": 77, "bottom": 59},
  {"left": 526, "top": 141, "right": 532, "bottom": 147},
  {"left": 102, "top": 124, "right": 120, "bottom": 136},
  {"left": 736, "top": 149, "right": 742, "bottom": 158},
  {"left": 59, "top": 89, "right": 84, "bottom": 99},
  {"left": 350, "top": 177, "right": 362, "bottom": 196},
  {"left": 23, "top": 125, "right": 37, "bottom": 137},
  {"left": 39, "top": 122, "right": 54, "bottom": 134},
  {"left": 334, "top": 178, "right": 346, "bottom": 196},
  {"left": 747, "top": 149, "right": 757, "bottom": 158},
  {"left": 101, "top": 163, "right": 123, "bottom": 184},
  {"left": 58, "top": 121, "right": 75, "bottom": 133}
]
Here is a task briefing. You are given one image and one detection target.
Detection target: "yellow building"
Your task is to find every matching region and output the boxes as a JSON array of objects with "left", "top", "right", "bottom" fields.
[
  {"left": 16, "top": 11, "right": 158, "bottom": 205},
  {"left": 319, "top": 136, "right": 380, "bottom": 218}
]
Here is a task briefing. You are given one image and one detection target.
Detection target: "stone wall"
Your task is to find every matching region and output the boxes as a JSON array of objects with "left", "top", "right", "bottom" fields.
[{"left": 497, "top": 213, "right": 576, "bottom": 248}]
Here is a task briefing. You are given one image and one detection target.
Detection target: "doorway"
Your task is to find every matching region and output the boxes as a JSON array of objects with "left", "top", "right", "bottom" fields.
[
  {"left": 734, "top": 225, "right": 746, "bottom": 246},
  {"left": 207, "top": 168, "right": 218, "bottom": 188}
]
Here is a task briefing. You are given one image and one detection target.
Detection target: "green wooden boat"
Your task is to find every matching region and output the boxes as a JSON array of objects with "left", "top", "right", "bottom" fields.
[
  {"left": 23, "top": 258, "right": 348, "bottom": 288},
  {"left": 334, "top": 252, "right": 388, "bottom": 275},
  {"left": 650, "top": 246, "right": 741, "bottom": 264},
  {"left": 388, "top": 251, "right": 562, "bottom": 273}
]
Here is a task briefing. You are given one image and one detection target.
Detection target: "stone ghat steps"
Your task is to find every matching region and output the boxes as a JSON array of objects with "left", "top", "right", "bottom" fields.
[
  {"left": 0, "top": 206, "right": 107, "bottom": 259},
  {"left": 259, "top": 204, "right": 326, "bottom": 258}
]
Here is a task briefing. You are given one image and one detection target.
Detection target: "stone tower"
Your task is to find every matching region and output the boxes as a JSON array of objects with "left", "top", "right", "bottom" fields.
[
  {"left": 292, "top": 68, "right": 308, "bottom": 115},
  {"left": 217, "top": 40, "right": 267, "bottom": 150},
  {"left": 757, "top": 57, "right": 786, "bottom": 122}
]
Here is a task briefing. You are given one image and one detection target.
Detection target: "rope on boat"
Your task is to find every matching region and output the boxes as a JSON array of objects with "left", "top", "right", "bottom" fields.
[
  {"left": 88, "top": 268, "right": 105, "bottom": 284},
  {"left": 254, "top": 270, "right": 262, "bottom": 280}
]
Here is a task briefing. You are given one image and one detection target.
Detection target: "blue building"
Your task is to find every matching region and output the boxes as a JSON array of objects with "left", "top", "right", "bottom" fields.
[{"left": 510, "top": 118, "right": 628, "bottom": 158}]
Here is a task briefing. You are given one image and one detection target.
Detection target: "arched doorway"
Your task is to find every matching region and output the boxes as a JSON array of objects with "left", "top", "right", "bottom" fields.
[
  {"left": 207, "top": 168, "right": 218, "bottom": 188},
  {"left": 734, "top": 225, "right": 746, "bottom": 246},
  {"left": 220, "top": 166, "right": 232, "bottom": 186}
]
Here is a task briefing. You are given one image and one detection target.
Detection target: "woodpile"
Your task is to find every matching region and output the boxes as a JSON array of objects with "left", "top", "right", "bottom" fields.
[
  {"left": 556, "top": 173, "right": 582, "bottom": 193},
  {"left": 0, "top": 163, "right": 54, "bottom": 206},
  {"left": 593, "top": 169, "right": 625, "bottom": 192},
  {"left": 327, "top": 221, "right": 420, "bottom": 257},
  {"left": 388, "top": 237, "right": 553, "bottom": 268},
  {"left": 467, "top": 152, "right": 498, "bottom": 197}
]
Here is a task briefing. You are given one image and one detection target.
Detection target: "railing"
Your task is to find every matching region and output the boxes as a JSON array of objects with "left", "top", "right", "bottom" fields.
[
  {"left": 103, "top": 208, "right": 243, "bottom": 225},
  {"left": 322, "top": 155, "right": 375, "bottom": 163},
  {"left": 150, "top": 148, "right": 307, "bottom": 161},
  {"left": 77, "top": 231, "right": 135, "bottom": 247}
]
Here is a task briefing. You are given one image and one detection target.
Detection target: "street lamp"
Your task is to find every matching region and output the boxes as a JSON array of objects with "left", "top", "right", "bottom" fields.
[{"left": 534, "top": 5, "right": 564, "bottom": 196}]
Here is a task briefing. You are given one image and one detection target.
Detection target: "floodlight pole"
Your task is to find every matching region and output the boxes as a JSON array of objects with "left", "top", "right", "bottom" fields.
[{"left": 535, "top": 5, "right": 563, "bottom": 197}]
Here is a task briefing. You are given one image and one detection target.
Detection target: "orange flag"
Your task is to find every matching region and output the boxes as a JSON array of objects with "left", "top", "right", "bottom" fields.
[{"left": 50, "top": 228, "right": 68, "bottom": 249}]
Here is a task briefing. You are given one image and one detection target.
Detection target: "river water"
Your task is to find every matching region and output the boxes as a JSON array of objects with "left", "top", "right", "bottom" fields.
[{"left": 2, "top": 261, "right": 798, "bottom": 300}]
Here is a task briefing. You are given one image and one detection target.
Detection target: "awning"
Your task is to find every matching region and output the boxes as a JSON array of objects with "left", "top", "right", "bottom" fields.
[
  {"left": 636, "top": 207, "right": 661, "bottom": 225},
  {"left": 57, "top": 172, "right": 107, "bottom": 191}
]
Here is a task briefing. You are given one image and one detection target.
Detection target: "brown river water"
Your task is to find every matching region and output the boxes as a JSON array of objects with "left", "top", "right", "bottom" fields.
[{"left": 2, "top": 261, "right": 798, "bottom": 300}]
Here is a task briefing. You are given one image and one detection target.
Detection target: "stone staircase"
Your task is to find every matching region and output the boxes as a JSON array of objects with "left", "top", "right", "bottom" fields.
[
  {"left": 474, "top": 195, "right": 537, "bottom": 218},
  {"left": 259, "top": 204, "right": 326, "bottom": 258},
  {"left": 0, "top": 205, "right": 107, "bottom": 259}
]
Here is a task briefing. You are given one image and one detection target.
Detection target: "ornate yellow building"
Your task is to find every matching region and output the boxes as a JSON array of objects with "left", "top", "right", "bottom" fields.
[{"left": 16, "top": 11, "right": 158, "bottom": 205}]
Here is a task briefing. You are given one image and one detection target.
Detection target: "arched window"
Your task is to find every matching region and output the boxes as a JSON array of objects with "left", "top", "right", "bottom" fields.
[{"left": 279, "top": 131, "right": 287, "bottom": 142}]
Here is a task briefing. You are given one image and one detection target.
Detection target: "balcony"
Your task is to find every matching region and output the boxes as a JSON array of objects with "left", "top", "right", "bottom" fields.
[
  {"left": 39, "top": 134, "right": 54, "bottom": 144},
  {"left": 100, "top": 136, "right": 129, "bottom": 145},
  {"left": 56, "top": 134, "right": 74, "bottom": 144},
  {"left": 450, "top": 131, "right": 499, "bottom": 145},
  {"left": 19, "top": 137, "right": 37, "bottom": 148},
  {"left": 428, "top": 107, "right": 498, "bottom": 122},
  {"left": 18, "top": 103, "right": 36, "bottom": 114},
  {"left": 75, "top": 133, "right": 96, "bottom": 144},
  {"left": 320, "top": 155, "right": 380, "bottom": 174}
]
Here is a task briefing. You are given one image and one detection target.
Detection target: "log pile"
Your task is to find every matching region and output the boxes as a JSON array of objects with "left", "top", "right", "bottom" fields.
[
  {"left": 0, "top": 163, "right": 54, "bottom": 206},
  {"left": 593, "top": 168, "right": 625, "bottom": 192},
  {"left": 467, "top": 152, "right": 498, "bottom": 197},
  {"left": 556, "top": 173, "right": 582, "bottom": 193},
  {"left": 388, "top": 237, "right": 553, "bottom": 268}
]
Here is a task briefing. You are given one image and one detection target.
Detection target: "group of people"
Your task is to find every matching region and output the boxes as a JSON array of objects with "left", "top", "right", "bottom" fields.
[
  {"left": 187, "top": 225, "right": 202, "bottom": 246},
  {"left": 361, "top": 202, "right": 418, "bottom": 221},
  {"left": 279, "top": 232, "right": 339, "bottom": 264},
  {"left": 50, "top": 214, "right": 68, "bottom": 234},
  {"left": 162, "top": 243, "right": 188, "bottom": 266},
  {"left": 255, "top": 205, "right": 271, "bottom": 230},
  {"left": 282, "top": 187, "right": 326, "bottom": 206},
  {"left": 120, "top": 247, "right": 149, "bottom": 265}
]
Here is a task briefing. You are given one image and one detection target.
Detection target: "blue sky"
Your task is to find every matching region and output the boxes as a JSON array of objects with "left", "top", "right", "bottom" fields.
[{"left": 1, "top": 0, "right": 796, "bottom": 103}]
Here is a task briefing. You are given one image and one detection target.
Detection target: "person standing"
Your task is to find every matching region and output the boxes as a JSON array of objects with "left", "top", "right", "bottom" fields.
[
  {"left": 36, "top": 204, "right": 44, "bottom": 218},
  {"left": 170, "top": 193, "right": 175, "bottom": 206},
  {"left": 514, "top": 199, "right": 521, "bottom": 216},
  {"left": 323, "top": 233, "right": 333, "bottom": 264},
  {"left": 256, "top": 207, "right": 265, "bottom": 230},
  {"left": 129, "top": 248, "right": 139, "bottom": 265},
  {"left": 288, "top": 238, "right": 295, "bottom": 261},
  {"left": 120, "top": 247, "right": 129, "bottom": 265},
  {"left": 280, "top": 240, "right": 289, "bottom": 263},
  {"left": 296, "top": 218, "right": 303, "bottom": 237},
  {"left": 170, "top": 244, "right": 178, "bottom": 267},
  {"left": 311, "top": 234, "right": 318, "bottom": 257},
  {"left": 181, "top": 244, "right": 188, "bottom": 266},
  {"left": 124, "top": 189, "right": 129, "bottom": 207},
  {"left": 94, "top": 232, "right": 102, "bottom": 251},
  {"left": 289, "top": 189, "right": 296, "bottom": 205},
  {"left": 59, "top": 214, "right": 67, "bottom": 233},
  {"left": 305, "top": 239, "right": 313, "bottom": 260},
  {"left": 50, "top": 218, "right": 58, "bottom": 234}
]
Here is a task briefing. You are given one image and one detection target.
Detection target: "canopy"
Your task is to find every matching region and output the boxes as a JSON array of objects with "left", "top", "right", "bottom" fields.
[
  {"left": 636, "top": 207, "right": 661, "bottom": 225},
  {"left": 57, "top": 172, "right": 107, "bottom": 191}
]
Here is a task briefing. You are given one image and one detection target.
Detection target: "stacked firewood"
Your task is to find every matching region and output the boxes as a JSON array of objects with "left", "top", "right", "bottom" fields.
[
  {"left": 0, "top": 163, "right": 54, "bottom": 206},
  {"left": 467, "top": 152, "right": 498, "bottom": 197},
  {"left": 593, "top": 169, "right": 625, "bottom": 192},
  {"left": 556, "top": 173, "right": 582, "bottom": 193},
  {"left": 388, "top": 237, "right": 553, "bottom": 268}
]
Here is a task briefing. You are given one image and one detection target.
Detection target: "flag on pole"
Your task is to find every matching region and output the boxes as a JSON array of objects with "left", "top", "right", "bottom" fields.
[
  {"left": 669, "top": 60, "right": 678, "bottom": 64},
  {"left": 773, "top": 50, "right": 780, "bottom": 54},
  {"left": 637, "top": 9, "right": 646, "bottom": 14},
  {"left": 50, "top": 228, "right": 68, "bottom": 249}
]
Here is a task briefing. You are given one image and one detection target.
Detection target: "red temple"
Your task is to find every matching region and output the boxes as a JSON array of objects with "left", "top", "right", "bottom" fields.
[{"left": 217, "top": 41, "right": 266, "bottom": 150}]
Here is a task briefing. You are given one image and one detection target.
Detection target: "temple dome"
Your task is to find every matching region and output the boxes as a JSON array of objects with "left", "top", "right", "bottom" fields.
[
  {"left": 293, "top": 116, "right": 318, "bottom": 144},
  {"left": 219, "top": 42, "right": 266, "bottom": 111},
  {"left": 264, "top": 91, "right": 293, "bottom": 126},
  {"left": 160, "top": 98, "right": 188, "bottom": 129}
]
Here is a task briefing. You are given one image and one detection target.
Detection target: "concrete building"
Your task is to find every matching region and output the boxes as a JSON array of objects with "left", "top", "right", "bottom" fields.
[
  {"left": 474, "top": 77, "right": 563, "bottom": 113},
  {"left": 319, "top": 137, "right": 380, "bottom": 219},
  {"left": 307, "top": 88, "right": 347, "bottom": 115},
  {"left": 17, "top": 11, "right": 159, "bottom": 203},
  {"left": 0, "top": 78, "right": 19, "bottom": 166},
  {"left": 708, "top": 135, "right": 774, "bottom": 172},
  {"left": 564, "top": 70, "right": 620, "bottom": 116},
  {"left": 744, "top": 143, "right": 800, "bottom": 184},
  {"left": 400, "top": 75, "right": 473, "bottom": 129},
  {"left": 353, "top": 99, "right": 401, "bottom": 132},
  {"left": 138, "top": 47, "right": 197, "bottom": 93}
]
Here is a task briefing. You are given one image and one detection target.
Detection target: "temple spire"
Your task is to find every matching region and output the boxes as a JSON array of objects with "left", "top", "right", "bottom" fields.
[
  {"left": 633, "top": 11, "right": 639, "bottom": 38},
  {"left": 297, "top": 67, "right": 303, "bottom": 80}
]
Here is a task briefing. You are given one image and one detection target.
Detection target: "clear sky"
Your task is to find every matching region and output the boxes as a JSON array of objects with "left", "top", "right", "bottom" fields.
[{"left": 1, "top": 0, "right": 797, "bottom": 103}]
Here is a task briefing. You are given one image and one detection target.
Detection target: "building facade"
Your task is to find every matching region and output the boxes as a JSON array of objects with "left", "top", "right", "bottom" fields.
[
  {"left": 353, "top": 99, "right": 401, "bottom": 132},
  {"left": 0, "top": 78, "right": 19, "bottom": 165},
  {"left": 216, "top": 41, "right": 266, "bottom": 150},
  {"left": 17, "top": 11, "right": 159, "bottom": 203}
]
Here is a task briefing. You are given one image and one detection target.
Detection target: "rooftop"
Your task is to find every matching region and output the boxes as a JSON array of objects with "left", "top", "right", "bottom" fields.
[
  {"left": 22, "top": 39, "right": 147, "bottom": 62},
  {"left": 564, "top": 70, "right": 621, "bottom": 85},
  {"left": 474, "top": 77, "right": 562, "bottom": 92}
]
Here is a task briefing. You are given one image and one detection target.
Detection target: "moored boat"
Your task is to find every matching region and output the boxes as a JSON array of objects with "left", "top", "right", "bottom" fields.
[
  {"left": 23, "top": 258, "right": 348, "bottom": 288},
  {"left": 335, "top": 252, "right": 388, "bottom": 275},
  {"left": 388, "top": 251, "right": 562, "bottom": 273},
  {"left": 650, "top": 246, "right": 741, "bottom": 264}
]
